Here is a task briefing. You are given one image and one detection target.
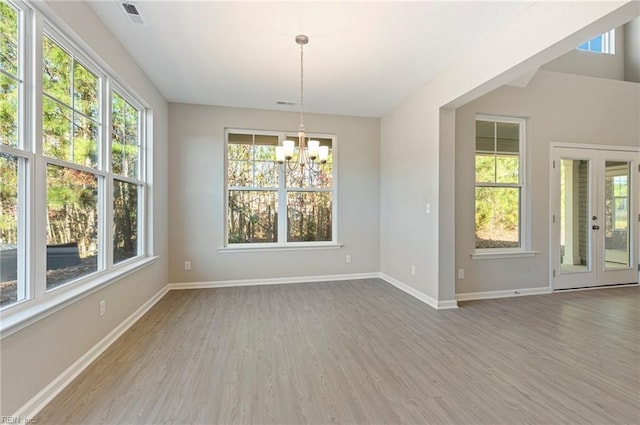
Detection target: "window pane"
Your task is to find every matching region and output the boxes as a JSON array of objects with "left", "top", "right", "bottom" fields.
[
  {"left": 124, "top": 102, "right": 139, "bottom": 179},
  {"left": 0, "top": 73, "right": 19, "bottom": 147},
  {"left": 590, "top": 35, "right": 603, "bottom": 53},
  {"left": 475, "top": 120, "right": 494, "bottom": 151},
  {"left": 43, "top": 35, "right": 72, "bottom": 106},
  {"left": 228, "top": 142, "right": 251, "bottom": 161},
  {"left": 475, "top": 154, "right": 495, "bottom": 183},
  {"left": 46, "top": 164, "right": 99, "bottom": 289},
  {"left": 112, "top": 92, "right": 140, "bottom": 178},
  {"left": 43, "top": 96, "right": 73, "bottom": 161},
  {"left": 287, "top": 191, "right": 332, "bottom": 242},
  {"left": 254, "top": 160, "right": 277, "bottom": 187},
  {"left": 111, "top": 93, "right": 125, "bottom": 174},
  {"left": 0, "top": 154, "right": 24, "bottom": 308},
  {"left": 73, "top": 114, "right": 99, "bottom": 167},
  {"left": 228, "top": 190, "right": 277, "bottom": 243},
  {"left": 228, "top": 160, "right": 252, "bottom": 187},
  {"left": 604, "top": 161, "right": 630, "bottom": 269},
  {"left": 496, "top": 154, "right": 519, "bottom": 184},
  {"left": 286, "top": 139, "right": 333, "bottom": 188},
  {"left": 0, "top": 1, "right": 18, "bottom": 76},
  {"left": 73, "top": 61, "right": 99, "bottom": 119},
  {"left": 496, "top": 122, "right": 519, "bottom": 153},
  {"left": 114, "top": 180, "right": 138, "bottom": 263},
  {"left": 475, "top": 187, "right": 520, "bottom": 249}
]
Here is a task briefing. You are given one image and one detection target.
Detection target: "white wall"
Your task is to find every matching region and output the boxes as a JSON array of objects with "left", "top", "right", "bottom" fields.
[
  {"left": 0, "top": 1, "right": 169, "bottom": 415},
  {"left": 168, "top": 104, "right": 380, "bottom": 284},
  {"left": 455, "top": 70, "right": 639, "bottom": 295},
  {"left": 542, "top": 27, "right": 625, "bottom": 81},
  {"left": 380, "top": 1, "right": 638, "bottom": 305}
]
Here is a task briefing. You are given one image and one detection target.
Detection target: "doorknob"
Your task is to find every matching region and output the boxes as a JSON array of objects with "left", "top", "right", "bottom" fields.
[{"left": 592, "top": 225, "right": 600, "bottom": 230}]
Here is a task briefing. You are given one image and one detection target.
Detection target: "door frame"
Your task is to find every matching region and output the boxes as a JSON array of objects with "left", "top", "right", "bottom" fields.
[{"left": 549, "top": 142, "right": 639, "bottom": 290}]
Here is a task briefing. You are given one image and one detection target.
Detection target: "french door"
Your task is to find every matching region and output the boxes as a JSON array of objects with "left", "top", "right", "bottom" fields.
[{"left": 551, "top": 146, "right": 638, "bottom": 290}]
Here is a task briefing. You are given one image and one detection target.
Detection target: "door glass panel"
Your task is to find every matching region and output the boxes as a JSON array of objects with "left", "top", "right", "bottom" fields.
[
  {"left": 604, "top": 161, "right": 630, "bottom": 269},
  {"left": 560, "top": 159, "right": 590, "bottom": 272}
]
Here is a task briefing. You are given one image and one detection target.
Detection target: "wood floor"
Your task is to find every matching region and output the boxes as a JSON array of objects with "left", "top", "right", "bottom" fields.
[{"left": 36, "top": 279, "right": 639, "bottom": 425}]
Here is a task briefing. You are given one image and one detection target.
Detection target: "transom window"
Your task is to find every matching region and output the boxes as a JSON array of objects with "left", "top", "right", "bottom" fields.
[
  {"left": 226, "top": 130, "right": 335, "bottom": 246},
  {"left": 475, "top": 116, "right": 526, "bottom": 250},
  {"left": 577, "top": 30, "right": 615, "bottom": 54}
]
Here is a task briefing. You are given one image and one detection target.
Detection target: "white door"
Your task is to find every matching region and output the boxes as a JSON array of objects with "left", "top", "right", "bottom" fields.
[{"left": 551, "top": 146, "right": 638, "bottom": 290}]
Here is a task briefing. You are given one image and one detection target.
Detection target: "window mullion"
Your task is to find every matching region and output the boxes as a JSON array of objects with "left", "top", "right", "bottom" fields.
[
  {"left": 277, "top": 137, "right": 287, "bottom": 243},
  {"left": 31, "top": 10, "right": 47, "bottom": 300},
  {"left": 103, "top": 81, "right": 113, "bottom": 269}
]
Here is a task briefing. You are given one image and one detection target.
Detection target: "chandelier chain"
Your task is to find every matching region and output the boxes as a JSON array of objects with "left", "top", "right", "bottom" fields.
[{"left": 299, "top": 40, "right": 305, "bottom": 132}]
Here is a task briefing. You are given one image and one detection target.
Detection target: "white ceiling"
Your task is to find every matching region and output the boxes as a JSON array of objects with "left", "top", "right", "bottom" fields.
[{"left": 88, "top": 1, "right": 535, "bottom": 117}]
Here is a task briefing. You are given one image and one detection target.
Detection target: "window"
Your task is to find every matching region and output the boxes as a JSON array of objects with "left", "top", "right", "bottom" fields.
[
  {"left": 577, "top": 30, "right": 615, "bottom": 54},
  {"left": 475, "top": 116, "right": 525, "bottom": 250},
  {"left": 0, "top": 0, "right": 149, "bottom": 315},
  {"left": 226, "top": 130, "right": 335, "bottom": 246},
  {"left": 111, "top": 91, "right": 143, "bottom": 263}
]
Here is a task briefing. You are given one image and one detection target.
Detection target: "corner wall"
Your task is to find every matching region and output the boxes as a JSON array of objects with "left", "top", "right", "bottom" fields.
[
  {"left": 380, "top": 1, "right": 638, "bottom": 305},
  {"left": 0, "top": 1, "right": 169, "bottom": 415},
  {"left": 455, "top": 71, "right": 639, "bottom": 295},
  {"left": 168, "top": 104, "right": 380, "bottom": 284}
]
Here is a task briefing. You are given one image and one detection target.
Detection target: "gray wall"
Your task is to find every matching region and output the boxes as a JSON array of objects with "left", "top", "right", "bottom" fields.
[
  {"left": 168, "top": 104, "right": 380, "bottom": 283},
  {"left": 624, "top": 17, "right": 640, "bottom": 82},
  {"left": 380, "top": 2, "right": 636, "bottom": 305},
  {"left": 0, "top": 1, "right": 169, "bottom": 415},
  {"left": 455, "top": 70, "right": 639, "bottom": 295}
]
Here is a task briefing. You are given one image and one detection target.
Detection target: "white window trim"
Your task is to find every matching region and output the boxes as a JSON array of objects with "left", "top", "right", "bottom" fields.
[
  {"left": 474, "top": 115, "right": 529, "bottom": 256},
  {"left": 224, "top": 128, "right": 338, "bottom": 249},
  {"left": 0, "top": 0, "right": 153, "bottom": 328}
]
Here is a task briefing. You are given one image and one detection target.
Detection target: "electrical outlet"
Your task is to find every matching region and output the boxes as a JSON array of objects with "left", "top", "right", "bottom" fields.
[
  {"left": 411, "top": 265, "right": 416, "bottom": 275},
  {"left": 184, "top": 261, "right": 191, "bottom": 270},
  {"left": 458, "top": 268, "right": 464, "bottom": 279},
  {"left": 99, "top": 300, "right": 106, "bottom": 317},
  {"left": 346, "top": 255, "right": 352, "bottom": 263}
]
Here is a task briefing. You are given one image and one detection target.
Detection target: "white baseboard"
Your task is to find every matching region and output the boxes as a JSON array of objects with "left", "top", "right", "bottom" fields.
[
  {"left": 168, "top": 272, "right": 380, "bottom": 290},
  {"left": 379, "top": 273, "right": 458, "bottom": 310},
  {"left": 455, "top": 286, "right": 552, "bottom": 302},
  {"left": 12, "top": 285, "right": 169, "bottom": 419}
]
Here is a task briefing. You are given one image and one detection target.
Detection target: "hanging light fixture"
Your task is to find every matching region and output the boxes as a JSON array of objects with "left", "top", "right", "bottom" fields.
[{"left": 276, "top": 34, "right": 329, "bottom": 170}]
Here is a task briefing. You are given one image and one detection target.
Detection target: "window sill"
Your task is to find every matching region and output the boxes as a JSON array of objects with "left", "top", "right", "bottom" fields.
[
  {"left": 0, "top": 256, "right": 158, "bottom": 339},
  {"left": 471, "top": 250, "right": 539, "bottom": 260},
  {"left": 219, "top": 243, "right": 343, "bottom": 253}
]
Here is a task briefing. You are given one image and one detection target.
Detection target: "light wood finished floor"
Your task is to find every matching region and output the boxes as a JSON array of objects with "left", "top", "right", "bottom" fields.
[{"left": 36, "top": 279, "right": 639, "bottom": 425}]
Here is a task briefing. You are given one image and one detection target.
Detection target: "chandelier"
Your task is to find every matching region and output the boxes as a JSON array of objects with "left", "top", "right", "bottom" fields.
[{"left": 276, "top": 35, "right": 328, "bottom": 170}]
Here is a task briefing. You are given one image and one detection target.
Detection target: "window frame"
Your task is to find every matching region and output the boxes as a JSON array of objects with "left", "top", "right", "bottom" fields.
[
  {"left": 0, "top": 0, "right": 153, "bottom": 331},
  {"left": 474, "top": 115, "right": 528, "bottom": 254},
  {"left": 224, "top": 128, "right": 338, "bottom": 250}
]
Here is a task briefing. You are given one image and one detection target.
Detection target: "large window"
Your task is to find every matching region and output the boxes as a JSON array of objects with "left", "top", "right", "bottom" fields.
[
  {"left": 226, "top": 130, "right": 335, "bottom": 246},
  {"left": 1, "top": 0, "right": 26, "bottom": 308},
  {"left": 0, "top": 0, "right": 148, "bottom": 314},
  {"left": 475, "top": 116, "right": 526, "bottom": 250}
]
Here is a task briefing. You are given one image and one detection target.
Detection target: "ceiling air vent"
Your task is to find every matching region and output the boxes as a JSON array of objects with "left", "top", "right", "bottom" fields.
[{"left": 121, "top": 2, "right": 144, "bottom": 25}]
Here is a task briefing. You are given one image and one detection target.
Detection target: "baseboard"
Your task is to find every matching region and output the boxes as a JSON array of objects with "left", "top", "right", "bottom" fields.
[
  {"left": 12, "top": 285, "right": 169, "bottom": 419},
  {"left": 379, "top": 273, "right": 458, "bottom": 310},
  {"left": 168, "top": 272, "right": 380, "bottom": 290},
  {"left": 455, "top": 286, "right": 552, "bottom": 302}
]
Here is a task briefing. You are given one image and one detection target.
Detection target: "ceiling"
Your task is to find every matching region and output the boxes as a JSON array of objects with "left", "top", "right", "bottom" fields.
[{"left": 88, "top": 1, "right": 536, "bottom": 117}]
